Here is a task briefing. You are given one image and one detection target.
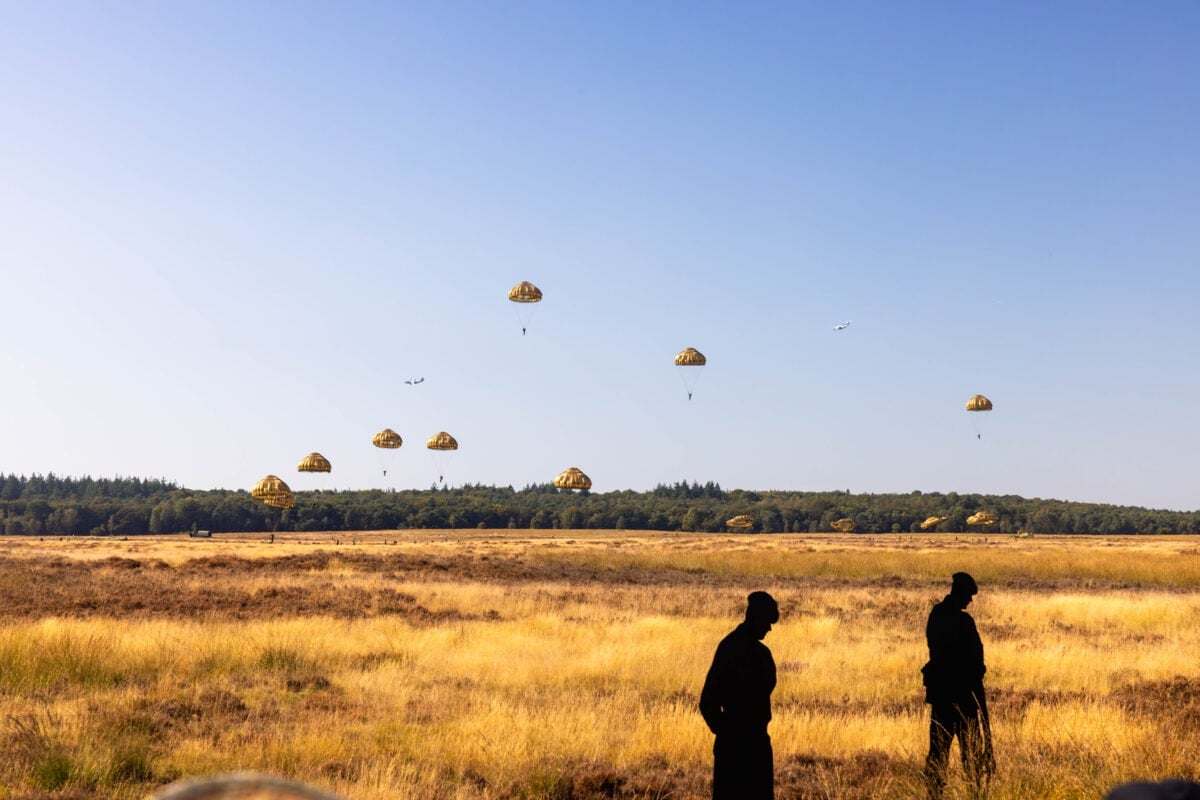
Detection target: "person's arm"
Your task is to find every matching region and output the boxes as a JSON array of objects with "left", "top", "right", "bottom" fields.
[{"left": 699, "top": 644, "right": 730, "bottom": 735}]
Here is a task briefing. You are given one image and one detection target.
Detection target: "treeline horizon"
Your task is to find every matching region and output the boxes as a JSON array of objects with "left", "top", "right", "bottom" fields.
[{"left": 0, "top": 472, "right": 1198, "bottom": 537}]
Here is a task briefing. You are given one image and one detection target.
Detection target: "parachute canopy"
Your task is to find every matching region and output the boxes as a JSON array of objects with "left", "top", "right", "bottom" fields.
[
  {"left": 251, "top": 474, "right": 292, "bottom": 500},
  {"left": 263, "top": 491, "right": 295, "bottom": 510},
  {"left": 553, "top": 467, "right": 592, "bottom": 491},
  {"left": 297, "top": 452, "right": 331, "bottom": 473},
  {"left": 426, "top": 432, "right": 458, "bottom": 451},
  {"left": 919, "top": 516, "right": 948, "bottom": 530},
  {"left": 372, "top": 429, "right": 403, "bottom": 449},
  {"left": 252, "top": 475, "right": 294, "bottom": 509},
  {"left": 831, "top": 517, "right": 856, "bottom": 533},
  {"left": 508, "top": 281, "right": 542, "bottom": 303},
  {"left": 726, "top": 515, "right": 754, "bottom": 529},
  {"left": 967, "top": 511, "right": 998, "bottom": 526},
  {"left": 674, "top": 347, "right": 706, "bottom": 366},
  {"left": 966, "top": 395, "right": 993, "bottom": 412}
]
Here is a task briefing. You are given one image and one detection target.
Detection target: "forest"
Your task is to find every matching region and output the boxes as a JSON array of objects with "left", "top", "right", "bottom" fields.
[{"left": 1, "top": 473, "right": 1198, "bottom": 537}]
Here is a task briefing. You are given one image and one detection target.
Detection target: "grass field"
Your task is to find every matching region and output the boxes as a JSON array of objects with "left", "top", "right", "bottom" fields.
[{"left": 0, "top": 531, "right": 1197, "bottom": 799}]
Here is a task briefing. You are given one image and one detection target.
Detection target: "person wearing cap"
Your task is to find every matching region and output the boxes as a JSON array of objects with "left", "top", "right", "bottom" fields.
[
  {"left": 922, "top": 572, "right": 994, "bottom": 800},
  {"left": 699, "top": 591, "right": 780, "bottom": 799}
]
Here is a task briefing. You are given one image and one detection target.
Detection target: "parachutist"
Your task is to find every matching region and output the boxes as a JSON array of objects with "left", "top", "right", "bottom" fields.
[
  {"left": 522, "top": 328, "right": 526, "bottom": 335},
  {"left": 688, "top": 393, "right": 693, "bottom": 400}
]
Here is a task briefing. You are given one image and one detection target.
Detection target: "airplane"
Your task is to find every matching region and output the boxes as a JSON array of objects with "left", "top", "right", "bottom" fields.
[
  {"left": 833, "top": 321, "right": 852, "bottom": 331},
  {"left": 404, "top": 377, "right": 425, "bottom": 385}
]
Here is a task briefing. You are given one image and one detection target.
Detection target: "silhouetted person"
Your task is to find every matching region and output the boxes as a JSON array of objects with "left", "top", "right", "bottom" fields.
[
  {"left": 922, "top": 572, "right": 994, "bottom": 800},
  {"left": 699, "top": 591, "right": 779, "bottom": 800},
  {"left": 1106, "top": 780, "right": 1200, "bottom": 800}
]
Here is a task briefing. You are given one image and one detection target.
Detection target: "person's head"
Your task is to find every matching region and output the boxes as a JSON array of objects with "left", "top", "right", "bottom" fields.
[
  {"left": 949, "top": 572, "right": 978, "bottom": 608},
  {"left": 744, "top": 591, "right": 779, "bottom": 639}
]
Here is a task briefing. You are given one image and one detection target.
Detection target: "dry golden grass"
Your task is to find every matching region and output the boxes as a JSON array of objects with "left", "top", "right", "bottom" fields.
[{"left": 0, "top": 531, "right": 1197, "bottom": 799}]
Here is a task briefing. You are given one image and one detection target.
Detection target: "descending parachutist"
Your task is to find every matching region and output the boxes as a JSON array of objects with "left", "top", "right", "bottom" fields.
[
  {"left": 688, "top": 392, "right": 693, "bottom": 400},
  {"left": 522, "top": 328, "right": 526, "bottom": 335}
]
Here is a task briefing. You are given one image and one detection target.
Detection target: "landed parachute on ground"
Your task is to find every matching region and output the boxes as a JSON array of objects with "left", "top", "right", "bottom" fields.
[
  {"left": 251, "top": 475, "right": 294, "bottom": 509},
  {"left": 831, "top": 517, "right": 856, "bottom": 533},
  {"left": 920, "top": 516, "right": 949, "bottom": 530},
  {"left": 553, "top": 467, "right": 592, "bottom": 491},
  {"left": 674, "top": 347, "right": 706, "bottom": 400},
  {"left": 297, "top": 453, "right": 331, "bottom": 473},
  {"left": 508, "top": 281, "right": 542, "bottom": 335},
  {"left": 967, "top": 512, "right": 998, "bottom": 526},
  {"left": 726, "top": 515, "right": 754, "bottom": 530}
]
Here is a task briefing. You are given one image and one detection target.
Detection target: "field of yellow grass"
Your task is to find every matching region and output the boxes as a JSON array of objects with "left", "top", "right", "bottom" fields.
[{"left": 0, "top": 531, "right": 1198, "bottom": 799}]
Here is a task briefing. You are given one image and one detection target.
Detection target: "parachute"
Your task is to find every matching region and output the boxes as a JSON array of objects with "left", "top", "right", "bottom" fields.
[
  {"left": 426, "top": 432, "right": 458, "bottom": 485},
  {"left": 553, "top": 467, "right": 592, "bottom": 491},
  {"left": 966, "top": 395, "right": 993, "bottom": 412},
  {"left": 251, "top": 475, "right": 294, "bottom": 510},
  {"left": 831, "top": 517, "right": 856, "bottom": 533},
  {"left": 674, "top": 347, "right": 706, "bottom": 400},
  {"left": 966, "top": 394, "right": 993, "bottom": 439},
  {"left": 919, "top": 515, "right": 948, "bottom": 531},
  {"left": 966, "top": 512, "right": 998, "bottom": 526},
  {"left": 372, "top": 429, "right": 403, "bottom": 477},
  {"left": 726, "top": 514, "right": 754, "bottom": 530},
  {"left": 508, "top": 281, "right": 542, "bottom": 335},
  {"left": 297, "top": 453, "right": 331, "bottom": 473}
]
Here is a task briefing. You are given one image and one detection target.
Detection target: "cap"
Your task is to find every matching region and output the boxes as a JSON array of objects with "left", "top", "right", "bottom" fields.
[{"left": 951, "top": 572, "right": 978, "bottom": 595}]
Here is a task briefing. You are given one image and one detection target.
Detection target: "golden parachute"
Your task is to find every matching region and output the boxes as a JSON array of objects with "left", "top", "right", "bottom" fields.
[
  {"left": 508, "top": 281, "right": 542, "bottom": 335},
  {"left": 297, "top": 452, "right": 331, "bottom": 473},
  {"left": 965, "top": 395, "right": 993, "bottom": 412},
  {"left": 426, "top": 432, "right": 458, "bottom": 451},
  {"left": 966, "top": 394, "right": 993, "bottom": 439},
  {"left": 831, "top": 517, "right": 856, "bottom": 533},
  {"left": 263, "top": 491, "right": 295, "bottom": 510},
  {"left": 251, "top": 474, "right": 291, "bottom": 501},
  {"left": 508, "top": 281, "right": 542, "bottom": 303},
  {"left": 674, "top": 347, "right": 706, "bottom": 400},
  {"left": 726, "top": 515, "right": 754, "bottom": 530},
  {"left": 252, "top": 475, "right": 294, "bottom": 509},
  {"left": 967, "top": 512, "right": 998, "bottom": 526},
  {"left": 553, "top": 467, "right": 592, "bottom": 491},
  {"left": 920, "top": 516, "right": 949, "bottom": 530},
  {"left": 372, "top": 429, "right": 403, "bottom": 449}
]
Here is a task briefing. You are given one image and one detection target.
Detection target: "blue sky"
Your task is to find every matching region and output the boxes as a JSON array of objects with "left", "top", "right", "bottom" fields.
[{"left": 2, "top": 2, "right": 1198, "bottom": 509}]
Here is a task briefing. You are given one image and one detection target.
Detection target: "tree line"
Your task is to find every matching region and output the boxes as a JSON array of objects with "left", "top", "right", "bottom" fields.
[{"left": 1, "top": 473, "right": 1197, "bottom": 536}]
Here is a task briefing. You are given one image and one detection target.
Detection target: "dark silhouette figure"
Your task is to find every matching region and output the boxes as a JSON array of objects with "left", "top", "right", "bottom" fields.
[
  {"left": 1106, "top": 780, "right": 1200, "bottom": 800},
  {"left": 922, "top": 572, "right": 994, "bottom": 800},
  {"left": 699, "top": 591, "right": 780, "bottom": 800}
]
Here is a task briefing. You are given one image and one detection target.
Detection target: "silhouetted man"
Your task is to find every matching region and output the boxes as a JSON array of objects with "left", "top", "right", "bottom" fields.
[
  {"left": 922, "top": 572, "right": 994, "bottom": 800},
  {"left": 699, "top": 591, "right": 779, "bottom": 800}
]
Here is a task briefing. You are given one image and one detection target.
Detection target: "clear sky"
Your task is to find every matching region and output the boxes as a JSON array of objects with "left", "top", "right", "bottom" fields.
[{"left": 2, "top": 2, "right": 1198, "bottom": 510}]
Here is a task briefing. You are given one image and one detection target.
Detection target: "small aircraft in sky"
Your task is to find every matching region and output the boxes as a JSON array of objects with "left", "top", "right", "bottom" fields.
[
  {"left": 404, "top": 377, "right": 425, "bottom": 386},
  {"left": 833, "top": 320, "right": 852, "bottom": 331}
]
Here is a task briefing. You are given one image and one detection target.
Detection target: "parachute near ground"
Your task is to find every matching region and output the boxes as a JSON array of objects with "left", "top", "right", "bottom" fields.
[
  {"left": 726, "top": 515, "right": 754, "bottom": 529},
  {"left": 967, "top": 512, "right": 998, "bottom": 526},
  {"left": 674, "top": 347, "right": 706, "bottom": 400},
  {"left": 251, "top": 475, "right": 294, "bottom": 509},
  {"left": 831, "top": 517, "right": 856, "bottom": 533},
  {"left": 553, "top": 467, "right": 591, "bottom": 491},
  {"left": 297, "top": 453, "right": 331, "bottom": 473},
  {"left": 508, "top": 281, "right": 542, "bottom": 334},
  {"left": 920, "top": 516, "right": 949, "bottom": 530}
]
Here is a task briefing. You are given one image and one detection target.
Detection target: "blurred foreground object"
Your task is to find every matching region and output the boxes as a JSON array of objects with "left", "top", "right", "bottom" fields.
[
  {"left": 1105, "top": 780, "right": 1200, "bottom": 800},
  {"left": 149, "top": 773, "right": 344, "bottom": 800}
]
